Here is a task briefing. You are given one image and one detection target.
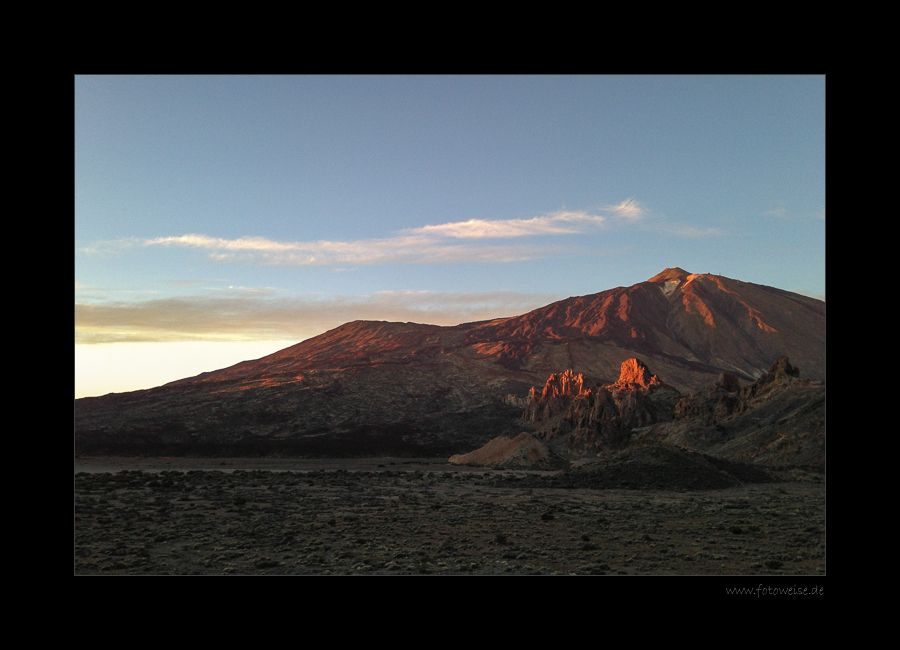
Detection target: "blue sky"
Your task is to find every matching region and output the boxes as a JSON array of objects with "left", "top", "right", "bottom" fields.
[{"left": 75, "top": 75, "right": 825, "bottom": 398}]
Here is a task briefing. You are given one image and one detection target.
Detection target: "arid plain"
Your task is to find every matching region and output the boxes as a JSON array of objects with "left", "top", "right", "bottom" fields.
[{"left": 74, "top": 456, "right": 824, "bottom": 575}]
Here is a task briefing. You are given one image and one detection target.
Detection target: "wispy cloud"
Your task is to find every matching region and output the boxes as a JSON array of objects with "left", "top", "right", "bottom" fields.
[
  {"left": 85, "top": 202, "right": 650, "bottom": 267},
  {"left": 75, "top": 289, "right": 566, "bottom": 344},
  {"left": 404, "top": 210, "right": 607, "bottom": 239},
  {"left": 406, "top": 200, "right": 645, "bottom": 239},
  {"left": 80, "top": 199, "right": 724, "bottom": 269},
  {"left": 604, "top": 198, "right": 644, "bottom": 220},
  {"left": 80, "top": 237, "right": 141, "bottom": 255},
  {"left": 146, "top": 234, "right": 577, "bottom": 266}
]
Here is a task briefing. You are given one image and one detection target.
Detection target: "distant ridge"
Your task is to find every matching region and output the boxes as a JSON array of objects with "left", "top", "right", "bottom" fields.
[{"left": 75, "top": 268, "right": 825, "bottom": 458}]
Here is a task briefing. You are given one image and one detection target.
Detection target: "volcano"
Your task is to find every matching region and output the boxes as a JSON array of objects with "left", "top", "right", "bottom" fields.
[{"left": 74, "top": 268, "right": 825, "bottom": 457}]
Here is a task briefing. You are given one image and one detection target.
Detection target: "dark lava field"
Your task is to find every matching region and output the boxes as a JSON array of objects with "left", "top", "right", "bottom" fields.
[{"left": 74, "top": 457, "right": 825, "bottom": 576}]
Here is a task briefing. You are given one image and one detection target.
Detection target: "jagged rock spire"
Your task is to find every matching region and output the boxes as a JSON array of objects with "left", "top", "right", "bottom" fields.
[{"left": 539, "top": 369, "right": 592, "bottom": 400}]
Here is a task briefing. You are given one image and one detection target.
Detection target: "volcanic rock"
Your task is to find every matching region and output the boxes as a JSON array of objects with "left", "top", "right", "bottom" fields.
[
  {"left": 738, "top": 355, "right": 801, "bottom": 403},
  {"left": 523, "top": 358, "right": 681, "bottom": 454},
  {"left": 674, "top": 376, "right": 743, "bottom": 426},
  {"left": 608, "top": 358, "right": 667, "bottom": 391},
  {"left": 536, "top": 368, "right": 591, "bottom": 400},
  {"left": 716, "top": 372, "right": 742, "bottom": 393},
  {"left": 674, "top": 356, "right": 805, "bottom": 427},
  {"left": 653, "top": 357, "right": 825, "bottom": 472},
  {"left": 522, "top": 369, "right": 592, "bottom": 424}
]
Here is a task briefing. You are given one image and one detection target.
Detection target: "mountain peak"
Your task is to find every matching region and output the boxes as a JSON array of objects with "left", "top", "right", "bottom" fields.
[
  {"left": 647, "top": 267, "right": 691, "bottom": 283},
  {"left": 75, "top": 267, "right": 825, "bottom": 459}
]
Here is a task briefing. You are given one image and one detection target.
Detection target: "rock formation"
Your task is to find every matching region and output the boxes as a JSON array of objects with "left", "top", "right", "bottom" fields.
[
  {"left": 609, "top": 358, "right": 665, "bottom": 391},
  {"left": 673, "top": 372, "right": 742, "bottom": 426},
  {"left": 523, "top": 369, "right": 592, "bottom": 424},
  {"left": 449, "top": 355, "right": 824, "bottom": 474},
  {"left": 523, "top": 358, "right": 681, "bottom": 454},
  {"left": 652, "top": 356, "right": 825, "bottom": 473},
  {"left": 535, "top": 369, "right": 592, "bottom": 400},
  {"left": 673, "top": 356, "right": 804, "bottom": 427}
]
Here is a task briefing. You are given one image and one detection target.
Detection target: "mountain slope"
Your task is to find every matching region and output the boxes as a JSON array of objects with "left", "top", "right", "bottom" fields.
[{"left": 75, "top": 268, "right": 825, "bottom": 457}]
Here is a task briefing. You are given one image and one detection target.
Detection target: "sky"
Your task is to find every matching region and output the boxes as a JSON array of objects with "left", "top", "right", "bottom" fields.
[{"left": 75, "top": 75, "right": 825, "bottom": 398}]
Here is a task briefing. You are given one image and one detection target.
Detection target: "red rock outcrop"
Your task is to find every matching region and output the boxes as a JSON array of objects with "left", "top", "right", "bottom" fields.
[
  {"left": 523, "top": 369, "right": 592, "bottom": 424},
  {"left": 538, "top": 368, "right": 592, "bottom": 400},
  {"left": 608, "top": 358, "right": 667, "bottom": 391},
  {"left": 523, "top": 359, "right": 681, "bottom": 454}
]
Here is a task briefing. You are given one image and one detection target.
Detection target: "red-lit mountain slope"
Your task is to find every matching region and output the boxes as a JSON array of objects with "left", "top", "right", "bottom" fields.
[
  {"left": 171, "top": 267, "right": 824, "bottom": 389},
  {"left": 75, "top": 268, "right": 824, "bottom": 457}
]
